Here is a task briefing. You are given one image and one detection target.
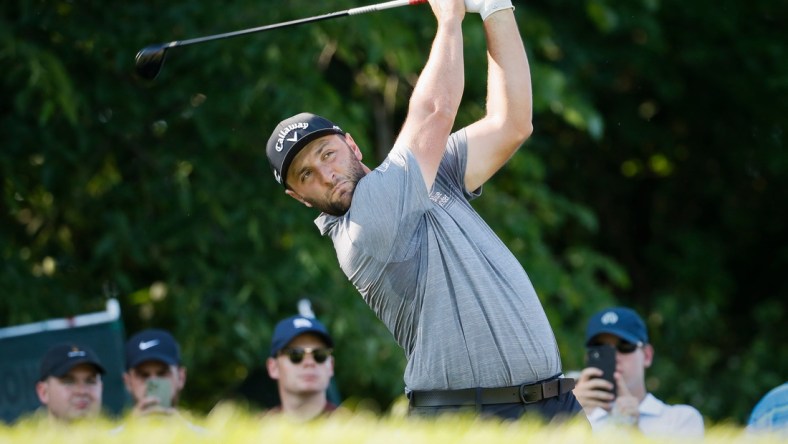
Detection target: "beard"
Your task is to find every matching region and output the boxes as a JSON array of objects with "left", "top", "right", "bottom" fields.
[{"left": 305, "top": 157, "right": 367, "bottom": 216}]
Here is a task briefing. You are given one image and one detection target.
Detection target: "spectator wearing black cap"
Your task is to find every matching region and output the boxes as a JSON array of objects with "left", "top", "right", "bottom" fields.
[
  {"left": 265, "top": 315, "right": 336, "bottom": 421},
  {"left": 35, "top": 342, "right": 105, "bottom": 422},
  {"left": 573, "top": 307, "right": 704, "bottom": 437},
  {"left": 122, "top": 329, "right": 186, "bottom": 416}
]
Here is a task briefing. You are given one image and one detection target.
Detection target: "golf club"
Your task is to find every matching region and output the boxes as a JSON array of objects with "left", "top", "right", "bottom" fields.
[{"left": 135, "top": 0, "right": 428, "bottom": 80}]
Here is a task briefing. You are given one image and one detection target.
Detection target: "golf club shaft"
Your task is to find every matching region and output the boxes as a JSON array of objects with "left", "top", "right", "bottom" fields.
[{"left": 159, "top": 0, "right": 427, "bottom": 50}]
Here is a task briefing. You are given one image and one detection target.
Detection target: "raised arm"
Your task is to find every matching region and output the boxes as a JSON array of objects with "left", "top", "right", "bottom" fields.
[
  {"left": 464, "top": 6, "right": 533, "bottom": 192},
  {"left": 394, "top": 0, "right": 466, "bottom": 190}
]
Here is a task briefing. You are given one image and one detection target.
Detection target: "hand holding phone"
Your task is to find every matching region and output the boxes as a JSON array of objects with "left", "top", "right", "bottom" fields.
[
  {"left": 585, "top": 344, "right": 617, "bottom": 396},
  {"left": 145, "top": 377, "right": 173, "bottom": 409}
]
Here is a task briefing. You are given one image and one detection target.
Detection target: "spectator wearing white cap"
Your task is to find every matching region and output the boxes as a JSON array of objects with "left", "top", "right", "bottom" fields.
[
  {"left": 265, "top": 315, "right": 336, "bottom": 421},
  {"left": 35, "top": 342, "right": 105, "bottom": 422},
  {"left": 573, "top": 307, "right": 704, "bottom": 437}
]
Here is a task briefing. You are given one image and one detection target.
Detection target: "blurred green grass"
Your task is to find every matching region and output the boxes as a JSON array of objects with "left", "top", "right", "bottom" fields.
[{"left": 1, "top": 404, "right": 784, "bottom": 444}]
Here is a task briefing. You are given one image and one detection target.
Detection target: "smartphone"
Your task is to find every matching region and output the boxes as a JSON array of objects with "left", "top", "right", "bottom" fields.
[
  {"left": 145, "top": 377, "right": 173, "bottom": 408},
  {"left": 585, "top": 344, "right": 617, "bottom": 396}
]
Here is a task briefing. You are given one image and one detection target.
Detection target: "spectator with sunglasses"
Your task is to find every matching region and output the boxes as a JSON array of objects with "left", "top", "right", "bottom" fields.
[
  {"left": 265, "top": 315, "right": 337, "bottom": 421},
  {"left": 573, "top": 307, "right": 704, "bottom": 437}
]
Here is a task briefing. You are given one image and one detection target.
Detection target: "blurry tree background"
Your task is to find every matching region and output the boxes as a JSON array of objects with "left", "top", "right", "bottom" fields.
[{"left": 1, "top": 0, "right": 785, "bottom": 423}]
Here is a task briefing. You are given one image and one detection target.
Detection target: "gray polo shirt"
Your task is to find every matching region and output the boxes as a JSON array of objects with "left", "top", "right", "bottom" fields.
[{"left": 316, "top": 129, "right": 561, "bottom": 391}]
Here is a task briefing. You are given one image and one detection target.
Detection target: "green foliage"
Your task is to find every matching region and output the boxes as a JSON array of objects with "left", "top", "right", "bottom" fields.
[{"left": 2, "top": 0, "right": 785, "bottom": 424}]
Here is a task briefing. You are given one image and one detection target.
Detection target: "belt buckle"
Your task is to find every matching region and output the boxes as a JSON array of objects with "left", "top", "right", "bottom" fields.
[{"left": 519, "top": 382, "right": 543, "bottom": 404}]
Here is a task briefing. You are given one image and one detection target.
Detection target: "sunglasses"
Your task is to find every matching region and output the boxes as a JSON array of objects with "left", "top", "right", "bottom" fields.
[
  {"left": 279, "top": 347, "right": 332, "bottom": 364},
  {"left": 588, "top": 341, "right": 643, "bottom": 354}
]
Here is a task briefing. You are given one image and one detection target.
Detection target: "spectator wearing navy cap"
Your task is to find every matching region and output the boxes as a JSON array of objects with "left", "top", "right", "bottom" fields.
[
  {"left": 35, "top": 342, "right": 105, "bottom": 422},
  {"left": 122, "top": 328, "right": 186, "bottom": 416},
  {"left": 573, "top": 307, "right": 704, "bottom": 437},
  {"left": 265, "top": 315, "right": 336, "bottom": 421}
]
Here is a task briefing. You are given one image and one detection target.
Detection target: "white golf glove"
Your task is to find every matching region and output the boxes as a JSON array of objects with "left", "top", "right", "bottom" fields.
[{"left": 465, "top": 0, "right": 514, "bottom": 21}]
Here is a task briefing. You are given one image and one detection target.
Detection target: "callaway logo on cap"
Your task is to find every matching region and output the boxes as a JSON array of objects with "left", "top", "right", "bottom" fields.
[{"left": 274, "top": 122, "right": 310, "bottom": 152}]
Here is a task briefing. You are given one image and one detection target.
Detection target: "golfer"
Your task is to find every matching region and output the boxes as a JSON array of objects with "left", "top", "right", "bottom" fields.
[{"left": 266, "top": 0, "right": 583, "bottom": 421}]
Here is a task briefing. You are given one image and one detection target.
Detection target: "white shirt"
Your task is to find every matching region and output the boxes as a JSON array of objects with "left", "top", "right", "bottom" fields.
[{"left": 588, "top": 393, "right": 704, "bottom": 437}]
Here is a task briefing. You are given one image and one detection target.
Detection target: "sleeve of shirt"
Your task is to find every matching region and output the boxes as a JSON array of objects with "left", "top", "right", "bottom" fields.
[{"left": 435, "top": 128, "right": 481, "bottom": 201}]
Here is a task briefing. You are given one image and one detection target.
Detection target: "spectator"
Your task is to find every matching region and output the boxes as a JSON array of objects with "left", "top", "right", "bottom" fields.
[
  {"left": 573, "top": 307, "right": 704, "bottom": 437},
  {"left": 123, "top": 329, "right": 186, "bottom": 416},
  {"left": 35, "top": 342, "right": 105, "bottom": 422},
  {"left": 265, "top": 315, "right": 336, "bottom": 421},
  {"left": 747, "top": 382, "right": 788, "bottom": 434}
]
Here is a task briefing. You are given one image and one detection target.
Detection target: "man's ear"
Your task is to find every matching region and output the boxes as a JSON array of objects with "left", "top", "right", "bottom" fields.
[
  {"left": 177, "top": 366, "right": 187, "bottom": 391},
  {"left": 285, "top": 189, "right": 312, "bottom": 208},
  {"left": 35, "top": 381, "right": 49, "bottom": 405},
  {"left": 266, "top": 357, "right": 280, "bottom": 380},
  {"left": 122, "top": 371, "right": 133, "bottom": 393},
  {"left": 344, "top": 133, "right": 363, "bottom": 161},
  {"left": 642, "top": 343, "right": 655, "bottom": 369}
]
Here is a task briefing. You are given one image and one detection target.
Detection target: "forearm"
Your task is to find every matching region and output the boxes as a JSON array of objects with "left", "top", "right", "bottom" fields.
[
  {"left": 483, "top": 10, "right": 532, "bottom": 140},
  {"left": 462, "top": 8, "right": 532, "bottom": 191}
]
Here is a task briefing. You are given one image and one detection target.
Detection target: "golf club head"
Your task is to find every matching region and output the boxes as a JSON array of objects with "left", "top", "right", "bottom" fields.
[{"left": 135, "top": 44, "right": 169, "bottom": 80}]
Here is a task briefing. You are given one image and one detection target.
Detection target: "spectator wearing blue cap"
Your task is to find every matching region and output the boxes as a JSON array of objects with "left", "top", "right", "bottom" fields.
[
  {"left": 573, "top": 307, "right": 704, "bottom": 437},
  {"left": 35, "top": 342, "right": 105, "bottom": 422},
  {"left": 265, "top": 315, "right": 336, "bottom": 421},
  {"left": 122, "top": 328, "right": 187, "bottom": 416}
]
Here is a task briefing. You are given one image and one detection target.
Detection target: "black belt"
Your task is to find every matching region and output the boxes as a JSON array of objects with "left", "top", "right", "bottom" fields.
[{"left": 409, "top": 378, "right": 575, "bottom": 407}]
